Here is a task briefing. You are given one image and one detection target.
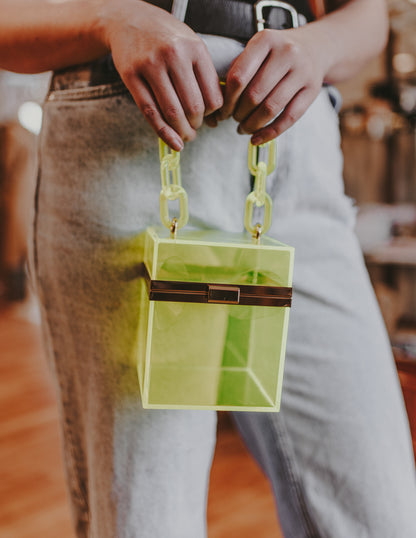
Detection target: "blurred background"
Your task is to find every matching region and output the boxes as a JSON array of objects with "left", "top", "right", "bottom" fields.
[{"left": 1, "top": 1, "right": 416, "bottom": 536}]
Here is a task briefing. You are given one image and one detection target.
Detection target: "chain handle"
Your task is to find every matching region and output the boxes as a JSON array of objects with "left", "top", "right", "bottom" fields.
[
  {"left": 159, "top": 139, "right": 189, "bottom": 237},
  {"left": 158, "top": 138, "right": 276, "bottom": 241},
  {"left": 244, "top": 141, "right": 276, "bottom": 241}
]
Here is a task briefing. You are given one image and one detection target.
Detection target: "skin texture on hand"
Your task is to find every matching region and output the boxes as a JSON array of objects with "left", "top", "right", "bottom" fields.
[
  {"left": 216, "top": 27, "right": 328, "bottom": 145},
  {"left": 0, "top": 0, "right": 388, "bottom": 148},
  {"left": 100, "top": 0, "right": 223, "bottom": 150},
  {"left": 0, "top": 0, "right": 223, "bottom": 151},
  {"left": 210, "top": 0, "right": 389, "bottom": 145}
]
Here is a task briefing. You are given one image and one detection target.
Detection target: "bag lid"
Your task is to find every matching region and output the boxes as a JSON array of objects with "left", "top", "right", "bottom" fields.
[{"left": 142, "top": 227, "right": 294, "bottom": 306}]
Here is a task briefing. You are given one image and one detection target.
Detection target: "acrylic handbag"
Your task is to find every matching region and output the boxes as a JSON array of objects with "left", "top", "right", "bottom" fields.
[{"left": 137, "top": 139, "right": 294, "bottom": 411}]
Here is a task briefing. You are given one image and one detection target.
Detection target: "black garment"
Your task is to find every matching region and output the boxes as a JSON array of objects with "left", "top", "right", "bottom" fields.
[{"left": 146, "top": 0, "right": 314, "bottom": 43}]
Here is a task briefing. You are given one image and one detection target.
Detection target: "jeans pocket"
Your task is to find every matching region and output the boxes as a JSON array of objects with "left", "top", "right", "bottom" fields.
[
  {"left": 47, "top": 56, "right": 129, "bottom": 102},
  {"left": 47, "top": 79, "right": 129, "bottom": 102}
]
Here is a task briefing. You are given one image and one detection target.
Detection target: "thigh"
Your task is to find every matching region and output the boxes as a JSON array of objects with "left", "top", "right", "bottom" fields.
[
  {"left": 32, "top": 79, "right": 251, "bottom": 537},
  {"left": 233, "top": 91, "right": 416, "bottom": 538},
  {"left": 235, "top": 213, "right": 416, "bottom": 538}
]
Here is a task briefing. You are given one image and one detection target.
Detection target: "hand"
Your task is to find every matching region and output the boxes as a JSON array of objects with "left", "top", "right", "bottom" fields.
[
  {"left": 101, "top": 0, "right": 223, "bottom": 150},
  {"left": 216, "top": 26, "right": 331, "bottom": 144}
]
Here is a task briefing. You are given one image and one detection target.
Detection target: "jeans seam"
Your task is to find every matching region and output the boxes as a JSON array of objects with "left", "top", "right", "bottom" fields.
[
  {"left": 47, "top": 81, "right": 129, "bottom": 102},
  {"left": 33, "top": 125, "right": 91, "bottom": 536}
]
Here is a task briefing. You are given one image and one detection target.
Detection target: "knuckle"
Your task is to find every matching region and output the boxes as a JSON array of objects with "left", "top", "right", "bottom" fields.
[
  {"left": 186, "top": 101, "right": 204, "bottom": 120},
  {"left": 262, "top": 99, "right": 277, "bottom": 117},
  {"left": 163, "top": 105, "right": 181, "bottom": 124},
  {"left": 207, "top": 93, "right": 223, "bottom": 111},
  {"left": 246, "top": 87, "right": 263, "bottom": 108},
  {"left": 141, "top": 103, "right": 159, "bottom": 123},
  {"left": 138, "top": 55, "right": 158, "bottom": 74},
  {"left": 161, "top": 42, "right": 181, "bottom": 61},
  {"left": 250, "top": 30, "right": 262, "bottom": 43},
  {"left": 193, "top": 39, "right": 208, "bottom": 56},
  {"left": 240, "top": 122, "right": 254, "bottom": 134},
  {"left": 283, "top": 40, "right": 300, "bottom": 60},
  {"left": 120, "top": 65, "right": 139, "bottom": 82},
  {"left": 156, "top": 125, "right": 171, "bottom": 140},
  {"left": 227, "top": 71, "right": 244, "bottom": 91},
  {"left": 214, "top": 94, "right": 224, "bottom": 109},
  {"left": 183, "top": 130, "right": 197, "bottom": 142},
  {"left": 268, "top": 124, "right": 280, "bottom": 138},
  {"left": 261, "top": 29, "right": 275, "bottom": 44},
  {"left": 286, "top": 107, "right": 300, "bottom": 124}
]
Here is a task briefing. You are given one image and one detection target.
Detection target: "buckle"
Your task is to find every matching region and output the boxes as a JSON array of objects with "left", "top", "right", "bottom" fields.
[{"left": 254, "top": 0, "right": 299, "bottom": 31}]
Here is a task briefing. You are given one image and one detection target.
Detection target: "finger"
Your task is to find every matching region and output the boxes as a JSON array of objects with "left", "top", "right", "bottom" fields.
[
  {"left": 168, "top": 64, "right": 205, "bottom": 130},
  {"left": 238, "top": 71, "right": 303, "bottom": 134},
  {"left": 217, "top": 35, "right": 270, "bottom": 121},
  {"left": 128, "top": 76, "right": 184, "bottom": 151},
  {"left": 250, "top": 87, "right": 318, "bottom": 145},
  {"left": 233, "top": 50, "right": 291, "bottom": 124},
  {"left": 204, "top": 113, "right": 218, "bottom": 128},
  {"left": 193, "top": 59, "right": 224, "bottom": 116},
  {"left": 145, "top": 68, "right": 197, "bottom": 142}
]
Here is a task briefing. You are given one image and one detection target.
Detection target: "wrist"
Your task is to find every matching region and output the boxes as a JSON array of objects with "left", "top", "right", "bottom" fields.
[
  {"left": 95, "top": 0, "right": 169, "bottom": 51},
  {"left": 93, "top": 0, "right": 119, "bottom": 52},
  {"left": 296, "top": 21, "right": 337, "bottom": 83}
]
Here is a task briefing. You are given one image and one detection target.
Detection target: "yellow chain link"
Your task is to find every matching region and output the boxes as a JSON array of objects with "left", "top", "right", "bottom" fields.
[
  {"left": 159, "top": 139, "right": 189, "bottom": 235},
  {"left": 158, "top": 139, "right": 276, "bottom": 241},
  {"left": 244, "top": 141, "right": 277, "bottom": 239}
]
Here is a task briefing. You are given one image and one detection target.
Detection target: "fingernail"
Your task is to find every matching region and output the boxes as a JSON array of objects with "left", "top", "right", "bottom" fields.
[
  {"left": 173, "top": 136, "right": 184, "bottom": 151},
  {"left": 251, "top": 135, "right": 262, "bottom": 145},
  {"left": 237, "top": 125, "right": 246, "bottom": 135},
  {"left": 205, "top": 116, "right": 217, "bottom": 128}
]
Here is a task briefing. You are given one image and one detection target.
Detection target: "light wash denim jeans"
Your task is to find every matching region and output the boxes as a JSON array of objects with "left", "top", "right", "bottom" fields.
[{"left": 29, "top": 37, "right": 416, "bottom": 538}]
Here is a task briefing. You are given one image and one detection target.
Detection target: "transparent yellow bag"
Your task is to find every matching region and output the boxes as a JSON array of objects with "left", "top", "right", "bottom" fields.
[{"left": 137, "top": 140, "right": 294, "bottom": 411}]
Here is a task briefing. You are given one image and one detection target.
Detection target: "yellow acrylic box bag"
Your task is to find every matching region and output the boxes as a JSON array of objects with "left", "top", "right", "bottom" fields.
[{"left": 137, "top": 140, "right": 294, "bottom": 411}]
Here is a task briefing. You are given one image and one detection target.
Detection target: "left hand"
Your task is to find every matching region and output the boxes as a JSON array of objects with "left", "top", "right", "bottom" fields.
[{"left": 214, "top": 26, "right": 331, "bottom": 144}]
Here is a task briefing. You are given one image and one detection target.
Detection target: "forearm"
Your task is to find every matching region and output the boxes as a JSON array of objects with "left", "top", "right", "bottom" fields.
[
  {"left": 0, "top": 0, "right": 109, "bottom": 73},
  {"left": 309, "top": 0, "right": 389, "bottom": 83},
  {"left": 0, "top": 0, "right": 223, "bottom": 149}
]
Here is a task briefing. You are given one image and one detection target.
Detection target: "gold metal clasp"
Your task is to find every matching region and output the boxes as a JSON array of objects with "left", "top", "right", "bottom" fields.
[
  {"left": 254, "top": 0, "right": 299, "bottom": 31},
  {"left": 207, "top": 285, "right": 240, "bottom": 305}
]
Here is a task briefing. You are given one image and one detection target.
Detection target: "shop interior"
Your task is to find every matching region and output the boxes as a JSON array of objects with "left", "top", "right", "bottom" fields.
[{"left": 1, "top": 1, "right": 416, "bottom": 536}]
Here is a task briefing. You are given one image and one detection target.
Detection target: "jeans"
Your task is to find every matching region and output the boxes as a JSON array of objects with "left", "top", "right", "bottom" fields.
[{"left": 29, "top": 39, "right": 416, "bottom": 537}]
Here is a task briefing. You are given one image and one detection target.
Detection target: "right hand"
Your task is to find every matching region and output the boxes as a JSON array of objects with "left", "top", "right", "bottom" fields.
[{"left": 100, "top": 0, "right": 223, "bottom": 150}]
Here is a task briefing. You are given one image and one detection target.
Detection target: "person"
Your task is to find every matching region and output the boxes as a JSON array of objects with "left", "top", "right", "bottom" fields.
[{"left": 1, "top": 0, "right": 416, "bottom": 536}]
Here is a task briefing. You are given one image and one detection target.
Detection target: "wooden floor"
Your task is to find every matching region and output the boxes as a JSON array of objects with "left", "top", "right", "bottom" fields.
[{"left": 0, "top": 297, "right": 282, "bottom": 538}]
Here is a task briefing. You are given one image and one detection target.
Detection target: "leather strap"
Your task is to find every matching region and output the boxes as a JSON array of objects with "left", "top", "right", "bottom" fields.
[
  {"left": 146, "top": 0, "right": 314, "bottom": 43},
  {"left": 308, "top": 0, "right": 326, "bottom": 18}
]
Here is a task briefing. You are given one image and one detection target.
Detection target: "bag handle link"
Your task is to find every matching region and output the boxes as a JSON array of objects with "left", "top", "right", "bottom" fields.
[
  {"left": 244, "top": 140, "right": 276, "bottom": 240},
  {"left": 158, "top": 138, "right": 277, "bottom": 242},
  {"left": 159, "top": 139, "right": 189, "bottom": 237}
]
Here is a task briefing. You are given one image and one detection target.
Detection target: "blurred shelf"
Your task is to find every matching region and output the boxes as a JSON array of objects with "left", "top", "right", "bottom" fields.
[{"left": 364, "top": 237, "right": 416, "bottom": 267}]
